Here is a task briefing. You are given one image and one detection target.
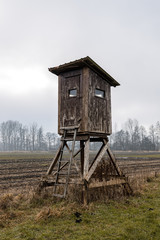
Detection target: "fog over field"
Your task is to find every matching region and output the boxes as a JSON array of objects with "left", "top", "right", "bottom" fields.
[{"left": 0, "top": 0, "right": 160, "bottom": 132}]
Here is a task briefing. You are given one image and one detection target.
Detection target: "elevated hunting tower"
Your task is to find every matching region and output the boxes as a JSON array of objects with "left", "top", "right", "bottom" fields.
[
  {"left": 43, "top": 57, "right": 132, "bottom": 202},
  {"left": 49, "top": 56, "right": 120, "bottom": 136}
]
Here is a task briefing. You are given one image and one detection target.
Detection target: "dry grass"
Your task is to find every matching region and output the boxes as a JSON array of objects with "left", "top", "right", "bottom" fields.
[
  {"left": 0, "top": 157, "right": 159, "bottom": 228},
  {"left": 1, "top": 176, "right": 160, "bottom": 240},
  {"left": 0, "top": 193, "right": 25, "bottom": 228}
]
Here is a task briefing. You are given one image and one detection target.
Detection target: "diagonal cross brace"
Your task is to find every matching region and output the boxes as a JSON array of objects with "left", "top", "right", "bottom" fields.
[
  {"left": 47, "top": 142, "right": 63, "bottom": 175},
  {"left": 84, "top": 143, "right": 109, "bottom": 182}
]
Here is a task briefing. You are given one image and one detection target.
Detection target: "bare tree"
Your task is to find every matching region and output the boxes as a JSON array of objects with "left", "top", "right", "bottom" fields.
[
  {"left": 1, "top": 122, "right": 7, "bottom": 151},
  {"left": 37, "top": 126, "right": 45, "bottom": 150},
  {"left": 155, "top": 121, "right": 160, "bottom": 150},
  {"left": 149, "top": 124, "right": 156, "bottom": 150},
  {"left": 0, "top": 120, "right": 59, "bottom": 151},
  {"left": 30, "top": 123, "right": 37, "bottom": 151},
  {"left": 46, "top": 132, "right": 52, "bottom": 150}
]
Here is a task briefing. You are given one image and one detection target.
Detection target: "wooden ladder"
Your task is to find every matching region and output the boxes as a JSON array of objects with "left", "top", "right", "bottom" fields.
[{"left": 53, "top": 126, "right": 78, "bottom": 198}]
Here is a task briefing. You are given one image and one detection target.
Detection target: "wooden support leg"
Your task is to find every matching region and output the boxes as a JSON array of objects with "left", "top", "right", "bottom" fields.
[
  {"left": 47, "top": 143, "right": 62, "bottom": 175},
  {"left": 83, "top": 180, "right": 89, "bottom": 205},
  {"left": 83, "top": 138, "right": 90, "bottom": 177},
  {"left": 82, "top": 138, "right": 90, "bottom": 204}
]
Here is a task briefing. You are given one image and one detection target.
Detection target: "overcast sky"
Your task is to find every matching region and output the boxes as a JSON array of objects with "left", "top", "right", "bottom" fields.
[{"left": 0, "top": 0, "right": 160, "bottom": 133}]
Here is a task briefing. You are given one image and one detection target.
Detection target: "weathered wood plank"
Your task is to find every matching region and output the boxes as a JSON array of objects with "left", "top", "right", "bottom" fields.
[
  {"left": 82, "top": 67, "right": 89, "bottom": 132},
  {"left": 89, "top": 143, "right": 104, "bottom": 170},
  {"left": 88, "top": 68, "right": 112, "bottom": 134},
  {"left": 89, "top": 178, "right": 126, "bottom": 188},
  {"left": 83, "top": 138, "right": 90, "bottom": 177},
  {"left": 59, "top": 73, "right": 82, "bottom": 134}
]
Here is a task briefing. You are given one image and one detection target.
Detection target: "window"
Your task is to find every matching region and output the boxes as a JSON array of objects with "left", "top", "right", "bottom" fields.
[
  {"left": 95, "top": 89, "right": 105, "bottom": 98},
  {"left": 69, "top": 89, "right": 77, "bottom": 97}
]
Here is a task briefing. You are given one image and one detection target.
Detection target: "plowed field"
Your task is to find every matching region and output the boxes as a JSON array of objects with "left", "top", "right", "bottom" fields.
[{"left": 0, "top": 151, "right": 160, "bottom": 193}]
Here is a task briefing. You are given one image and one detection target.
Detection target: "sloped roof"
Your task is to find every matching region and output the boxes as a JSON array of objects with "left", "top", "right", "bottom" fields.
[{"left": 48, "top": 56, "right": 120, "bottom": 87}]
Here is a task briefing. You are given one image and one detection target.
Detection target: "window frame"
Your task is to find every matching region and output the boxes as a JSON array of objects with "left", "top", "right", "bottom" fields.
[
  {"left": 68, "top": 88, "right": 77, "bottom": 98},
  {"left": 95, "top": 88, "right": 105, "bottom": 99}
]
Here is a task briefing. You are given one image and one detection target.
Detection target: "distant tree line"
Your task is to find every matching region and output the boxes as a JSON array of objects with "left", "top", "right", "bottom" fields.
[
  {"left": 0, "top": 119, "right": 160, "bottom": 152},
  {"left": 0, "top": 120, "right": 60, "bottom": 151},
  {"left": 110, "top": 119, "right": 160, "bottom": 151}
]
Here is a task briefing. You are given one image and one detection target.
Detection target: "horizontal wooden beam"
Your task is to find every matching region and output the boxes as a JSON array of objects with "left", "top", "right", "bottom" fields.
[
  {"left": 42, "top": 178, "right": 126, "bottom": 188},
  {"left": 60, "top": 125, "right": 79, "bottom": 130},
  {"left": 89, "top": 178, "right": 126, "bottom": 188}
]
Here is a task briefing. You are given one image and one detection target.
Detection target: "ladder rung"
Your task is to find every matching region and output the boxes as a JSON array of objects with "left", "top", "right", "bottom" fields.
[
  {"left": 54, "top": 183, "right": 66, "bottom": 186},
  {"left": 60, "top": 125, "right": 79, "bottom": 130},
  {"left": 53, "top": 193, "right": 65, "bottom": 198}
]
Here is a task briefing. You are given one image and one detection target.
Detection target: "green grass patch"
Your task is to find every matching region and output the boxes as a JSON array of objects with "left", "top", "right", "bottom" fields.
[{"left": 1, "top": 177, "right": 160, "bottom": 239}]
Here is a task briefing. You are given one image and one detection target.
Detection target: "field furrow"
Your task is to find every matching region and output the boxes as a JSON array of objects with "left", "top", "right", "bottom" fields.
[{"left": 0, "top": 152, "right": 160, "bottom": 193}]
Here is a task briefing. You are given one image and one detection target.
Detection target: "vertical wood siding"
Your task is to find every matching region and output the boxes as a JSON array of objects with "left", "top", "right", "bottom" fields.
[
  {"left": 58, "top": 70, "right": 82, "bottom": 134},
  {"left": 88, "top": 69, "right": 111, "bottom": 134},
  {"left": 58, "top": 67, "right": 112, "bottom": 135}
]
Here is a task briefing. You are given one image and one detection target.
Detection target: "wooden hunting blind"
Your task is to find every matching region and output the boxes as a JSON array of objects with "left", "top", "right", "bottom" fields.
[
  {"left": 41, "top": 57, "right": 132, "bottom": 203},
  {"left": 49, "top": 56, "right": 120, "bottom": 136}
]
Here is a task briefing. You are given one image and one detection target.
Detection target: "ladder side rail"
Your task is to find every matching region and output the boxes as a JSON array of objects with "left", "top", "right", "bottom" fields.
[
  {"left": 54, "top": 130, "right": 67, "bottom": 194},
  {"left": 64, "top": 128, "right": 77, "bottom": 197},
  {"left": 65, "top": 141, "right": 83, "bottom": 178}
]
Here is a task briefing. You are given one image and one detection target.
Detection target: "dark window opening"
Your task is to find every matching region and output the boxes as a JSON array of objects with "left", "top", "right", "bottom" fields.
[
  {"left": 69, "top": 89, "right": 77, "bottom": 97},
  {"left": 95, "top": 89, "right": 105, "bottom": 98}
]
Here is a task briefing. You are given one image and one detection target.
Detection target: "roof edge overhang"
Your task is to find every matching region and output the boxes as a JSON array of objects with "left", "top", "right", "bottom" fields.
[{"left": 48, "top": 56, "right": 120, "bottom": 87}]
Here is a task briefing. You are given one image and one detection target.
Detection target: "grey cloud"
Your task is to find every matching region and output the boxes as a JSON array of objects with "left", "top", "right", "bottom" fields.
[{"left": 0, "top": 0, "right": 160, "bottom": 133}]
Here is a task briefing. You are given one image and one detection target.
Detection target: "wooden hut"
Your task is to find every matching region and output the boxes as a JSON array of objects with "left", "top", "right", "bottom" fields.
[{"left": 49, "top": 56, "right": 120, "bottom": 136}]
